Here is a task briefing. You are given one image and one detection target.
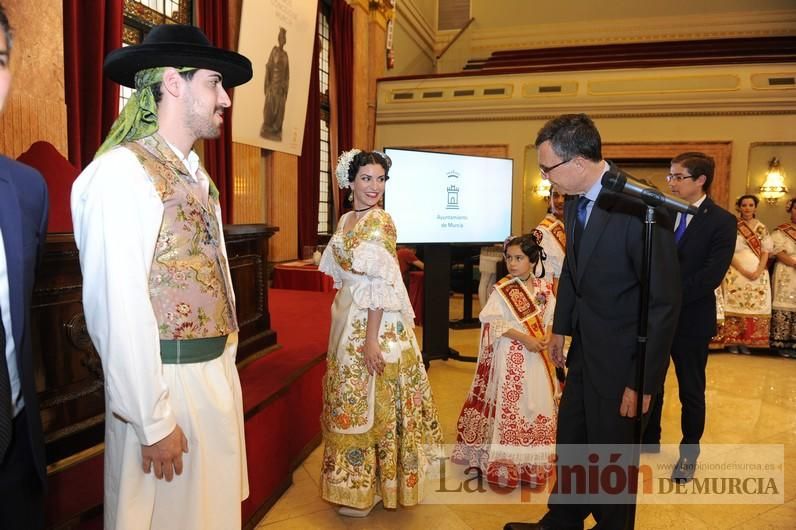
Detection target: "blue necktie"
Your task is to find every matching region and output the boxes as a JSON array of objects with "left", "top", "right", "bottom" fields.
[
  {"left": 574, "top": 195, "right": 590, "bottom": 256},
  {"left": 674, "top": 213, "right": 688, "bottom": 243},
  {"left": 573, "top": 195, "right": 591, "bottom": 260},
  {"left": 0, "top": 303, "right": 11, "bottom": 461}
]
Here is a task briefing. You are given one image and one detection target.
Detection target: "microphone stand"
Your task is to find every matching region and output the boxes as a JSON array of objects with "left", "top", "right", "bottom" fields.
[{"left": 625, "top": 204, "right": 655, "bottom": 530}]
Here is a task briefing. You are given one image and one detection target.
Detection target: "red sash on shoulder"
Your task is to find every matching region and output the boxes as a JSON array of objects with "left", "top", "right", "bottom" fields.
[
  {"left": 737, "top": 220, "right": 762, "bottom": 258},
  {"left": 777, "top": 223, "right": 796, "bottom": 244},
  {"left": 494, "top": 275, "right": 557, "bottom": 397},
  {"left": 539, "top": 215, "right": 566, "bottom": 253}
]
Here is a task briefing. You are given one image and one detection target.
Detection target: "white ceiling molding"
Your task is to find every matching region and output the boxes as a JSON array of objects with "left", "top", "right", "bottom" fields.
[
  {"left": 376, "top": 64, "right": 796, "bottom": 124},
  {"left": 434, "top": 9, "right": 796, "bottom": 57}
]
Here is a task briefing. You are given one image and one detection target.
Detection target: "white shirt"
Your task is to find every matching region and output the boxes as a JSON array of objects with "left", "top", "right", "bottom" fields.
[
  {"left": 0, "top": 228, "right": 23, "bottom": 417},
  {"left": 579, "top": 161, "right": 610, "bottom": 226},
  {"left": 675, "top": 194, "right": 707, "bottom": 228}
]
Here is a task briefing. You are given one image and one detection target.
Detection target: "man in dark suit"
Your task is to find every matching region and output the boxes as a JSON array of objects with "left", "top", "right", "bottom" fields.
[
  {"left": 0, "top": 4, "right": 49, "bottom": 529},
  {"left": 505, "top": 114, "right": 681, "bottom": 530},
  {"left": 643, "top": 152, "right": 736, "bottom": 483}
]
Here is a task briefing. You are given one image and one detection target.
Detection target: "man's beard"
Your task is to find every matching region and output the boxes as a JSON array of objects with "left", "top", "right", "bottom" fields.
[{"left": 187, "top": 109, "right": 223, "bottom": 139}]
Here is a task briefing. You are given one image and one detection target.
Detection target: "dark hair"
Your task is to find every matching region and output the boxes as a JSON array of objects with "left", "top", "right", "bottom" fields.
[
  {"left": 671, "top": 152, "right": 715, "bottom": 192},
  {"left": 736, "top": 194, "right": 759, "bottom": 208},
  {"left": 152, "top": 68, "right": 198, "bottom": 104},
  {"left": 0, "top": 3, "right": 12, "bottom": 53},
  {"left": 504, "top": 232, "right": 547, "bottom": 278},
  {"left": 535, "top": 113, "right": 602, "bottom": 163},
  {"left": 786, "top": 197, "right": 796, "bottom": 213},
  {"left": 348, "top": 151, "right": 391, "bottom": 183}
]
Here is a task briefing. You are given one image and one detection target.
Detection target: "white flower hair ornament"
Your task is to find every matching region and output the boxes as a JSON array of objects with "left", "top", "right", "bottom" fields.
[{"left": 335, "top": 149, "right": 361, "bottom": 189}]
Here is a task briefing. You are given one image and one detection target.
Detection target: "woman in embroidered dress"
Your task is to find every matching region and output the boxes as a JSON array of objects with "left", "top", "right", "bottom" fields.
[
  {"left": 720, "top": 194, "right": 773, "bottom": 354},
  {"left": 318, "top": 150, "right": 443, "bottom": 517},
  {"left": 770, "top": 197, "right": 796, "bottom": 359},
  {"left": 535, "top": 188, "right": 566, "bottom": 292},
  {"left": 451, "top": 232, "right": 559, "bottom": 488}
]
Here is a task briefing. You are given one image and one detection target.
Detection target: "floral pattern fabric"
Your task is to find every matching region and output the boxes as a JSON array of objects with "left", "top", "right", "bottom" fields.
[
  {"left": 318, "top": 209, "right": 443, "bottom": 509},
  {"left": 127, "top": 135, "right": 237, "bottom": 339},
  {"left": 451, "top": 275, "right": 558, "bottom": 488},
  {"left": 770, "top": 225, "right": 796, "bottom": 349},
  {"left": 720, "top": 219, "right": 772, "bottom": 348}
]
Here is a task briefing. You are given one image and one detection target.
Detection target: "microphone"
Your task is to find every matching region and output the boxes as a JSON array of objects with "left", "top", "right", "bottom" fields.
[{"left": 601, "top": 167, "right": 698, "bottom": 216}]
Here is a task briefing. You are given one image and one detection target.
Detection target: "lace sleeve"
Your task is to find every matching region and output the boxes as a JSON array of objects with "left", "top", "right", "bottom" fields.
[
  {"left": 318, "top": 243, "right": 342, "bottom": 288},
  {"left": 479, "top": 291, "right": 513, "bottom": 342},
  {"left": 349, "top": 210, "right": 414, "bottom": 319}
]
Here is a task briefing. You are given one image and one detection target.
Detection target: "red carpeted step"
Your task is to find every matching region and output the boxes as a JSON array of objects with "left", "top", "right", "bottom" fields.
[
  {"left": 239, "top": 288, "right": 335, "bottom": 526},
  {"left": 239, "top": 289, "right": 334, "bottom": 414}
]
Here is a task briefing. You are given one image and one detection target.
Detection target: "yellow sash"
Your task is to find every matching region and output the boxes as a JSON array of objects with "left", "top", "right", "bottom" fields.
[
  {"left": 737, "top": 219, "right": 762, "bottom": 258},
  {"left": 494, "top": 275, "right": 557, "bottom": 398},
  {"left": 539, "top": 215, "right": 566, "bottom": 254}
]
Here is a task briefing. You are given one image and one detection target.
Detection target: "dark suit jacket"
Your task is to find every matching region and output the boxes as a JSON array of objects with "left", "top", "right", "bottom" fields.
[
  {"left": 0, "top": 155, "right": 48, "bottom": 485},
  {"left": 674, "top": 197, "right": 736, "bottom": 338},
  {"left": 553, "top": 169, "right": 681, "bottom": 400}
]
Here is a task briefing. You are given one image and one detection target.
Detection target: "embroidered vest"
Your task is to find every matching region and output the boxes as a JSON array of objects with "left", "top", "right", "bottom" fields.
[{"left": 126, "top": 135, "right": 238, "bottom": 340}]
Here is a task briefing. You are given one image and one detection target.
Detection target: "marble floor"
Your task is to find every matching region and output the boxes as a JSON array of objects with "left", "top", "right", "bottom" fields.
[{"left": 256, "top": 296, "right": 796, "bottom": 529}]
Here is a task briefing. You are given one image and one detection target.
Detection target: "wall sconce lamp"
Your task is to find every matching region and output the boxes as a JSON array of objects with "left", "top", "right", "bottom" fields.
[
  {"left": 759, "top": 157, "right": 788, "bottom": 205},
  {"left": 534, "top": 177, "right": 552, "bottom": 201}
]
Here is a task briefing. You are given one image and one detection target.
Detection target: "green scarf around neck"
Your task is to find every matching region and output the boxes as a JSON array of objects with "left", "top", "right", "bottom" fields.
[{"left": 94, "top": 66, "right": 197, "bottom": 159}]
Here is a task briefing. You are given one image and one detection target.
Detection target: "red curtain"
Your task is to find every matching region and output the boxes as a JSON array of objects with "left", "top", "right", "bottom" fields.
[
  {"left": 196, "top": 0, "right": 234, "bottom": 223},
  {"left": 331, "top": 0, "right": 354, "bottom": 215},
  {"left": 63, "top": 0, "right": 122, "bottom": 170},
  {"left": 297, "top": 6, "right": 322, "bottom": 256}
]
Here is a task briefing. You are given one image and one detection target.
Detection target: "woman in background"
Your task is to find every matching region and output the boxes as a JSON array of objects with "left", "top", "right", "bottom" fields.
[
  {"left": 535, "top": 187, "right": 566, "bottom": 293},
  {"left": 770, "top": 197, "right": 796, "bottom": 359},
  {"left": 452, "top": 232, "right": 559, "bottom": 488},
  {"left": 318, "top": 149, "right": 442, "bottom": 517},
  {"left": 721, "top": 194, "right": 773, "bottom": 354}
]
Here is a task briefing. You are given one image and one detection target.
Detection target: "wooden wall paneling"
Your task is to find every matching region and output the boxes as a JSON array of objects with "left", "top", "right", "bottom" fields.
[
  {"left": 265, "top": 150, "right": 299, "bottom": 261},
  {"left": 368, "top": 9, "right": 388, "bottom": 149},
  {"left": 232, "top": 141, "right": 266, "bottom": 224},
  {"left": 351, "top": 0, "right": 370, "bottom": 150},
  {"left": 602, "top": 142, "right": 732, "bottom": 208},
  {"left": 402, "top": 144, "right": 508, "bottom": 158},
  {"left": 2, "top": 0, "right": 67, "bottom": 158}
]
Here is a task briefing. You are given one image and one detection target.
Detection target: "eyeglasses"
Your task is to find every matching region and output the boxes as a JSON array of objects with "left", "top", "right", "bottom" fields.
[
  {"left": 665, "top": 173, "right": 695, "bottom": 183},
  {"left": 539, "top": 159, "right": 572, "bottom": 175}
]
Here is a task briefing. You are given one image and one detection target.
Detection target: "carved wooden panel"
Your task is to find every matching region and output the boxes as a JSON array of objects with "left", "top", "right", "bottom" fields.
[{"left": 34, "top": 226, "right": 277, "bottom": 467}]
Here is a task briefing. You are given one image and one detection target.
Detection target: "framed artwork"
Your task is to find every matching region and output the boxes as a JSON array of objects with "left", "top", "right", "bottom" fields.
[{"left": 233, "top": 0, "right": 318, "bottom": 155}]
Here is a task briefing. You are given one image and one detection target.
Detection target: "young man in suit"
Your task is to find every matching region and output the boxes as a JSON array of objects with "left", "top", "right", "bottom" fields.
[
  {"left": 505, "top": 114, "right": 681, "bottom": 530},
  {"left": 0, "top": 4, "right": 49, "bottom": 528},
  {"left": 643, "top": 152, "right": 736, "bottom": 483}
]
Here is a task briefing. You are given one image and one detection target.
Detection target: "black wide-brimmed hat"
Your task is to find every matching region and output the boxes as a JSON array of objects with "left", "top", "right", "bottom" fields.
[{"left": 104, "top": 24, "right": 253, "bottom": 88}]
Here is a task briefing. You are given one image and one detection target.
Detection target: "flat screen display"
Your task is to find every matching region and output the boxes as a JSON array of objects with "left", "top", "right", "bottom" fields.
[{"left": 383, "top": 148, "right": 513, "bottom": 244}]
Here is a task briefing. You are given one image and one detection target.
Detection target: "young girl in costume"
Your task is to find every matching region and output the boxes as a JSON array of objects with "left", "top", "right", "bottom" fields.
[{"left": 451, "top": 232, "right": 559, "bottom": 488}]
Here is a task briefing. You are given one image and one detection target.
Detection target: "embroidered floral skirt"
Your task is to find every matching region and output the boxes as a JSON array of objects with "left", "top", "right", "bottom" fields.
[
  {"left": 319, "top": 287, "right": 443, "bottom": 510},
  {"left": 451, "top": 331, "right": 557, "bottom": 488},
  {"left": 770, "top": 309, "right": 796, "bottom": 349},
  {"left": 720, "top": 314, "right": 770, "bottom": 349}
]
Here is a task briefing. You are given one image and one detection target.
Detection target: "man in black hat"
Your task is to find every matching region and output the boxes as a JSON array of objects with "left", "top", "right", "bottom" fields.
[{"left": 71, "top": 25, "right": 252, "bottom": 530}]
